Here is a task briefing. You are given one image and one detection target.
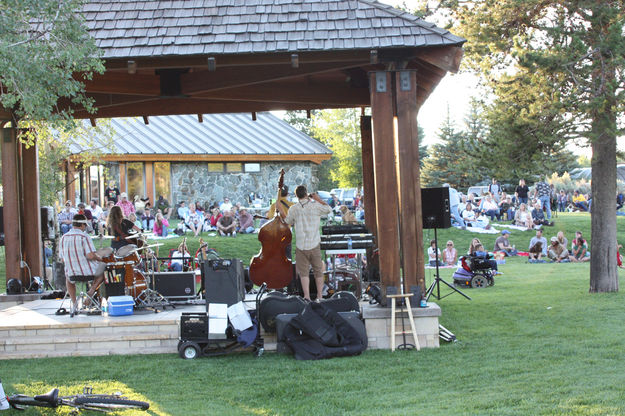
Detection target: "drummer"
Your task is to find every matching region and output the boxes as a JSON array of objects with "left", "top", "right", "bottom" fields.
[{"left": 107, "top": 205, "right": 142, "bottom": 251}]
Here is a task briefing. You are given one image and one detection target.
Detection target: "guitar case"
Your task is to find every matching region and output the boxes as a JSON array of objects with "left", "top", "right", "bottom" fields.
[{"left": 259, "top": 291, "right": 360, "bottom": 333}]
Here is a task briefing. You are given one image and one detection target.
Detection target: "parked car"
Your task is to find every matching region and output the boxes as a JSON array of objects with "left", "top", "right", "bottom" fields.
[
  {"left": 329, "top": 188, "right": 358, "bottom": 208},
  {"left": 467, "top": 185, "right": 490, "bottom": 202},
  {"left": 316, "top": 190, "right": 331, "bottom": 202}
]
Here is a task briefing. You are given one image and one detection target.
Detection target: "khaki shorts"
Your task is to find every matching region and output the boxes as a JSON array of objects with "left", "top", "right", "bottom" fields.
[{"left": 295, "top": 245, "right": 324, "bottom": 281}]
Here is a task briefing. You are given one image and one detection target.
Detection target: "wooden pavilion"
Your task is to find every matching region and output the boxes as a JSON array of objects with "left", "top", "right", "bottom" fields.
[{"left": 1, "top": 0, "right": 465, "bottom": 303}]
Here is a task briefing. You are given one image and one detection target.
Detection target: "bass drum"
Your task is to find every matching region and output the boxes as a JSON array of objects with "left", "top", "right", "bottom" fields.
[
  {"left": 115, "top": 244, "right": 140, "bottom": 265},
  {"left": 126, "top": 269, "right": 148, "bottom": 298}
]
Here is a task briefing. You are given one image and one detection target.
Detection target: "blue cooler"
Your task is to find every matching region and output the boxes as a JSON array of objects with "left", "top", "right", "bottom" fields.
[{"left": 108, "top": 295, "right": 134, "bottom": 316}]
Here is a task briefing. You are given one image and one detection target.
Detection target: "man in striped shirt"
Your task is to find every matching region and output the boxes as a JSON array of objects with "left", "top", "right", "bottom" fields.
[
  {"left": 280, "top": 185, "right": 331, "bottom": 301},
  {"left": 59, "top": 214, "right": 106, "bottom": 311}
]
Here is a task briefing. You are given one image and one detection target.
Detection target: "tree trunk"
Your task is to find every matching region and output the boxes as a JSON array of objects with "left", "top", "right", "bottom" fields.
[{"left": 589, "top": 94, "right": 618, "bottom": 292}]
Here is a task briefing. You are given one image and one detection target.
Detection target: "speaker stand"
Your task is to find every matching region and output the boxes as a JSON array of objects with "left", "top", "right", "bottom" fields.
[{"left": 425, "top": 228, "right": 471, "bottom": 302}]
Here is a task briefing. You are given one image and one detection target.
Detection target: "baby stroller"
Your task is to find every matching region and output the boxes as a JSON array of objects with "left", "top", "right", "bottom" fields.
[{"left": 452, "top": 254, "right": 495, "bottom": 289}]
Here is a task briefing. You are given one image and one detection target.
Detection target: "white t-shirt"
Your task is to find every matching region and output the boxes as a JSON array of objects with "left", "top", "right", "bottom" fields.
[{"left": 427, "top": 246, "right": 440, "bottom": 261}]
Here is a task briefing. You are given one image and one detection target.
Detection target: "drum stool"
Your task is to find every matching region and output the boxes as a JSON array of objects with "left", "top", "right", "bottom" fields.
[{"left": 55, "top": 275, "right": 101, "bottom": 318}]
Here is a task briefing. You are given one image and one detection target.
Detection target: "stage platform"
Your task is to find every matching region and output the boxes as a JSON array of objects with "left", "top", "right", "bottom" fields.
[{"left": 0, "top": 296, "right": 440, "bottom": 360}]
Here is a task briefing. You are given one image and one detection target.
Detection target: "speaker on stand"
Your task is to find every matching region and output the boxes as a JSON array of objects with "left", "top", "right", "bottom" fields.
[{"left": 421, "top": 187, "right": 470, "bottom": 302}]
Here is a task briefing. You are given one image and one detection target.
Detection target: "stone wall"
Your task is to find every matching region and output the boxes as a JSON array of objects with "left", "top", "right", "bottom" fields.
[{"left": 171, "top": 162, "right": 319, "bottom": 206}]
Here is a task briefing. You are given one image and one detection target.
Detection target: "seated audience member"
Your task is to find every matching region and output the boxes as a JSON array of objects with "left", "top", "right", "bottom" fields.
[
  {"left": 531, "top": 202, "right": 554, "bottom": 226},
  {"left": 204, "top": 208, "right": 222, "bottom": 231},
  {"left": 468, "top": 238, "right": 483, "bottom": 255},
  {"left": 58, "top": 201, "right": 76, "bottom": 235},
  {"left": 466, "top": 193, "right": 479, "bottom": 210},
  {"left": 195, "top": 201, "right": 205, "bottom": 214},
  {"left": 156, "top": 195, "right": 171, "bottom": 219},
  {"left": 462, "top": 202, "right": 478, "bottom": 226},
  {"left": 141, "top": 208, "right": 155, "bottom": 231},
  {"left": 617, "top": 244, "right": 625, "bottom": 269},
  {"left": 355, "top": 206, "right": 365, "bottom": 222},
  {"left": 87, "top": 199, "right": 103, "bottom": 232},
  {"left": 480, "top": 194, "right": 501, "bottom": 221},
  {"left": 76, "top": 202, "right": 93, "bottom": 233},
  {"left": 442, "top": 240, "right": 458, "bottom": 266},
  {"left": 548, "top": 236, "right": 570, "bottom": 262},
  {"left": 558, "top": 190, "right": 569, "bottom": 212},
  {"left": 153, "top": 213, "right": 170, "bottom": 237},
  {"left": 339, "top": 205, "right": 358, "bottom": 224},
  {"left": 237, "top": 208, "right": 255, "bottom": 234},
  {"left": 177, "top": 201, "right": 190, "bottom": 220},
  {"left": 220, "top": 197, "right": 233, "bottom": 212},
  {"left": 186, "top": 202, "right": 203, "bottom": 237},
  {"left": 217, "top": 210, "right": 237, "bottom": 236},
  {"left": 427, "top": 239, "right": 442, "bottom": 267},
  {"left": 514, "top": 203, "right": 534, "bottom": 229},
  {"left": 116, "top": 193, "right": 135, "bottom": 217},
  {"left": 473, "top": 243, "right": 499, "bottom": 272},
  {"left": 569, "top": 232, "right": 590, "bottom": 262},
  {"left": 572, "top": 190, "right": 588, "bottom": 211},
  {"left": 499, "top": 195, "right": 514, "bottom": 220},
  {"left": 170, "top": 242, "right": 191, "bottom": 271},
  {"left": 557, "top": 231, "right": 568, "bottom": 249},
  {"left": 133, "top": 195, "right": 146, "bottom": 216},
  {"left": 528, "top": 229, "right": 548, "bottom": 261},
  {"left": 128, "top": 212, "right": 143, "bottom": 230},
  {"left": 493, "top": 230, "right": 517, "bottom": 256},
  {"left": 617, "top": 193, "right": 625, "bottom": 211}
]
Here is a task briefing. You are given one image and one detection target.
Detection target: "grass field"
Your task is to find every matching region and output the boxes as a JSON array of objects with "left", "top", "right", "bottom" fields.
[{"left": 2, "top": 213, "right": 625, "bottom": 415}]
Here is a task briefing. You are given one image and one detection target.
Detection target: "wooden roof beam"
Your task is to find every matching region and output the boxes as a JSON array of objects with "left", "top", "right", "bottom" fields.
[
  {"left": 416, "top": 46, "right": 464, "bottom": 73},
  {"left": 180, "top": 61, "right": 368, "bottom": 95},
  {"left": 82, "top": 72, "right": 160, "bottom": 96}
]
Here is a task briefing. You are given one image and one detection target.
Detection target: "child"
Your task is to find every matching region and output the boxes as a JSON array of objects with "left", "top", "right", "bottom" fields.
[
  {"left": 473, "top": 244, "right": 500, "bottom": 272},
  {"left": 427, "top": 239, "right": 442, "bottom": 267},
  {"left": 153, "top": 212, "right": 169, "bottom": 237},
  {"left": 128, "top": 212, "right": 143, "bottom": 231}
]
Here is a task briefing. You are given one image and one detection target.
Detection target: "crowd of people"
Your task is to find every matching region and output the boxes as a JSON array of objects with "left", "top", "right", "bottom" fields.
[{"left": 446, "top": 177, "right": 605, "bottom": 231}]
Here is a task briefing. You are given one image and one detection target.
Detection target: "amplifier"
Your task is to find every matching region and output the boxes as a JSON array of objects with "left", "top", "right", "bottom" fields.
[
  {"left": 153, "top": 272, "right": 196, "bottom": 299},
  {"left": 203, "top": 259, "right": 245, "bottom": 309}
]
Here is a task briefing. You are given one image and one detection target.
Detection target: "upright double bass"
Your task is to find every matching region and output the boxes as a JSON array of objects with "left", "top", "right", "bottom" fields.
[{"left": 249, "top": 169, "right": 293, "bottom": 289}]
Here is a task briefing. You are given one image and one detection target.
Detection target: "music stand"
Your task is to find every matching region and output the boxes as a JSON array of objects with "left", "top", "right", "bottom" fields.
[{"left": 425, "top": 227, "right": 471, "bottom": 302}]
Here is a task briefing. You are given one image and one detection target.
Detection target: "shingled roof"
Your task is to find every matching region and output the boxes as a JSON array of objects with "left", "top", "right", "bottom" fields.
[
  {"left": 83, "top": 0, "right": 465, "bottom": 58},
  {"left": 72, "top": 112, "right": 331, "bottom": 163}
]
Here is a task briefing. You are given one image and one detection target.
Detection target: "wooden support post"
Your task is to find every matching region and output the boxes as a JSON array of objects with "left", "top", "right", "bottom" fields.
[
  {"left": 21, "top": 141, "right": 43, "bottom": 279},
  {"left": 2, "top": 126, "right": 22, "bottom": 286},
  {"left": 145, "top": 162, "right": 154, "bottom": 204},
  {"left": 119, "top": 162, "right": 127, "bottom": 193},
  {"left": 66, "top": 161, "right": 76, "bottom": 205},
  {"left": 395, "top": 70, "right": 425, "bottom": 299},
  {"left": 360, "top": 116, "right": 377, "bottom": 239},
  {"left": 369, "top": 71, "right": 401, "bottom": 301}
]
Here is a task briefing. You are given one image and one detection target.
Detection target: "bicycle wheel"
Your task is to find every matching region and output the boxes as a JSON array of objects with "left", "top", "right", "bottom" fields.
[{"left": 73, "top": 396, "right": 149, "bottom": 411}]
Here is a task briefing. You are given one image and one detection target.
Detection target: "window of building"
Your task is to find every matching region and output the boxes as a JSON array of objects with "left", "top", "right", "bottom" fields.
[
  {"left": 127, "top": 162, "right": 144, "bottom": 199},
  {"left": 226, "top": 163, "right": 243, "bottom": 172},
  {"left": 154, "top": 162, "right": 171, "bottom": 201},
  {"left": 244, "top": 163, "right": 260, "bottom": 172},
  {"left": 207, "top": 163, "right": 224, "bottom": 172}
]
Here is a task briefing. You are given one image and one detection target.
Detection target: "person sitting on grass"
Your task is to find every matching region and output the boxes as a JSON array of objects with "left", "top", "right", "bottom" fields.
[
  {"left": 480, "top": 194, "right": 501, "bottom": 221},
  {"left": 572, "top": 190, "right": 589, "bottom": 211},
  {"left": 514, "top": 203, "right": 534, "bottom": 229},
  {"left": 531, "top": 202, "right": 554, "bottom": 227},
  {"left": 217, "top": 209, "right": 237, "bottom": 237},
  {"left": 237, "top": 208, "right": 255, "bottom": 234},
  {"left": 204, "top": 207, "right": 222, "bottom": 232},
  {"left": 170, "top": 242, "right": 191, "bottom": 271},
  {"left": 152, "top": 212, "right": 170, "bottom": 237},
  {"left": 569, "top": 233, "right": 590, "bottom": 262},
  {"left": 427, "top": 239, "right": 442, "bottom": 267},
  {"left": 468, "top": 238, "right": 483, "bottom": 255},
  {"left": 186, "top": 202, "right": 203, "bottom": 237},
  {"left": 494, "top": 230, "right": 517, "bottom": 256},
  {"left": 548, "top": 236, "right": 569, "bottom": 262},
  {"left": 528, "top": 229, "right": 548, "bottom": 262},
  {"left": 442, "top": 240, "right": 458, "bottom": 266}
]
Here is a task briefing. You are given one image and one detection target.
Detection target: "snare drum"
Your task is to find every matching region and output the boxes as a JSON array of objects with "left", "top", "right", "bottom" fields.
[
  {"left": 94, "top": 247, "right": 114, "bottom": 275},
  {"left": 115, "top": 244, "right": 140, "bottom": 265}
]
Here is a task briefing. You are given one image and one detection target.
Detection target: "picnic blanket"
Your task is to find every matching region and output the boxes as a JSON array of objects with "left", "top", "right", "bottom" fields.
[{"left": 151, "top": 234, "right": 178, "bottom": 240}]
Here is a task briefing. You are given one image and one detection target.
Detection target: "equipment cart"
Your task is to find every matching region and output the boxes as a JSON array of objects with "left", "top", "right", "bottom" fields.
[{"left": 177, "top": 284, "right": 266, "bottom": 359}]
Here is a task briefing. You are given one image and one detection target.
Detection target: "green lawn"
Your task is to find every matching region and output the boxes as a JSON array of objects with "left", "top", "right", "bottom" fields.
[{"left": 2, "top": 213, "right": 625, "bottom": 415}]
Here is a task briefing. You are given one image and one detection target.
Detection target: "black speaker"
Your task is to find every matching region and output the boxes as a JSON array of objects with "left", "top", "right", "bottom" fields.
[
  {"left": 40, "top": 206, "right": 55, "bottom": 240},
  {"left": 421, "top": 187, "right": 451, "bottom": 229},
  {"left": 154, "top": 271, "right": 196, "bottom": 299},
  {"left": 203, "top": 259, "right": 245, "bottom": 309}
]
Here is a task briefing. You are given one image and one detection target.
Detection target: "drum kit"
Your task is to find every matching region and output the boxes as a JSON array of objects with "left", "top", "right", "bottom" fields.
[{"left": 96, "top": 233, "right": 172, "bottom": 310}]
